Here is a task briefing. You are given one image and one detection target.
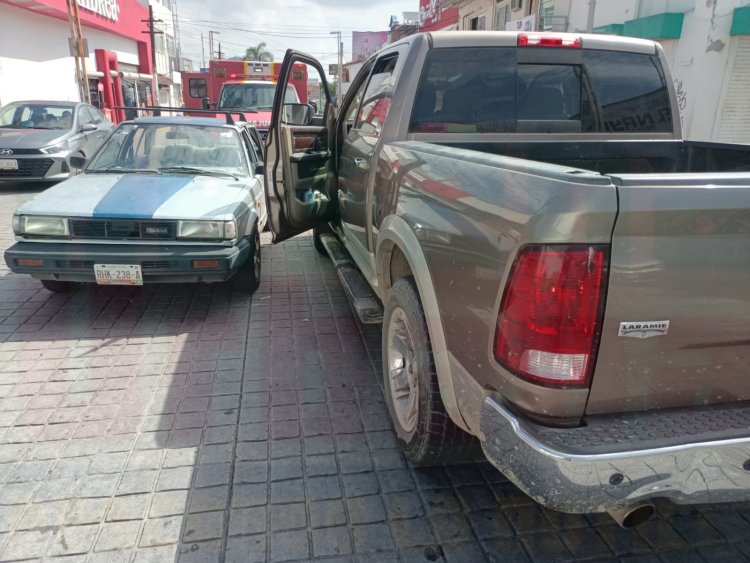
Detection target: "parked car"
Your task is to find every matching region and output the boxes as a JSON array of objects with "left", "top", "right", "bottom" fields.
[
  {"left": 263, "top": 32, "right": 750, "bottom": 527},
  {"left": 0, "top": 100, "right": 113, "bottom": 182},
  {"left": 4, "top": 114, "right": 267, "bottom": 293}
]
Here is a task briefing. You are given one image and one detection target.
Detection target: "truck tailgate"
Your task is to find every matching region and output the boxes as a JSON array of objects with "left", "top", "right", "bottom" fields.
[{"left": 586, "top": 173, "right": 750, "bottom": 415}]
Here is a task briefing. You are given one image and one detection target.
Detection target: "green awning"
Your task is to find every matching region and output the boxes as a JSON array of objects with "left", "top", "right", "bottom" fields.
[
  {"left": 731, "top": 5, "right": 750, "bottom": 36},
  {"left": 623, "top": 12, "right": 684, "bottom": 40},
  {"left": 594, "top": 23, "right": 624, "bottom": 35}
]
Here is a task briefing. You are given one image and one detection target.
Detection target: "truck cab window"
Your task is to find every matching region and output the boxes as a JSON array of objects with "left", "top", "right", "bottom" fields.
[
  {"left": 410, "top": 47, "right": 671, "bottom": 134},
  {"left": 355, "top": 54, "right": 398, "bottom": 137}
]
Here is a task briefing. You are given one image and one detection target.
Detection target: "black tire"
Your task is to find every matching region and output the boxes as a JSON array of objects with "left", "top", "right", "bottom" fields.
[
  {"left": 382, "top": 277, "right": 475, "bottom": 465},
  {"left": 313, "top": 224, "right": 332, "bottom": 257},
  {"left": 231, "top": 229, "right": 261, "bottom": 293},
  {"left": 40, "top": 279, "right": 76, "bottom": 293}
]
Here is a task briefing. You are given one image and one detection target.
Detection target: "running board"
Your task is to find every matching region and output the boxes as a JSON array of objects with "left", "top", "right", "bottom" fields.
[{"left": 319, "top": 233, "right": 383, "bottom": 324}]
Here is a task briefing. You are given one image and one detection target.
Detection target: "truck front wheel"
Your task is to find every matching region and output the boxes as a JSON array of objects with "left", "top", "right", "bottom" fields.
[{"left": 382, "top": 277, "right": 474, "bottom": 465}]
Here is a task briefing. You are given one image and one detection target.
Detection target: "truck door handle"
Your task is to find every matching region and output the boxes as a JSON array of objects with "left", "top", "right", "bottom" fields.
[{"left": 353, "top": 158, "right": 369, "bottom": 171}]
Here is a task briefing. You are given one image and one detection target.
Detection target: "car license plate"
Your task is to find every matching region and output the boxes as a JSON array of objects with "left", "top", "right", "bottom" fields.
[
  {"left": 94, "top": 264, "right": 143, "bottom": 286},
  {"left": 0, "top": 159, "right": 18, "bottom": 170}
]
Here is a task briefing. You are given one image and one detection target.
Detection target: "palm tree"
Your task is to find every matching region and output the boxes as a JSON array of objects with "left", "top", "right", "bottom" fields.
[{"left": 244, "top": 42, "right": 273, "bottom": 62}]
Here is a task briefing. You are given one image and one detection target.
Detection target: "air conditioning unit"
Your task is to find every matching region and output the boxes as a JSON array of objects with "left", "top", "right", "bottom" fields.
[{"left": 511, "top": 0, "right": 523, "bottom": 10}]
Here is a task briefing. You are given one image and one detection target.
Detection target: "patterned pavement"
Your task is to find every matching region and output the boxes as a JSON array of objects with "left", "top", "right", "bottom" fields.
[{"left": 0, "top": 183, "right": 748, "bottom": 562}]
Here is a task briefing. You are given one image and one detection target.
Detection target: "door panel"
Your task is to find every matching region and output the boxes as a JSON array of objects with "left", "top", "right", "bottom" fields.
[
  {"left": 338, "top": 53, "right": 399, "bottom": 254},
  {"left": 264, "top": 51, "right": 334, "bottom": 243}
]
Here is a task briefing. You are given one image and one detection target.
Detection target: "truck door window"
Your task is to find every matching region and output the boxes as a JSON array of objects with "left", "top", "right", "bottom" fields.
[
  {"left": 355, "top": 54, "right": 398, "bottom": 137},
  {"left": 189, "top": 78, "right": 207, "bottom": 99}
]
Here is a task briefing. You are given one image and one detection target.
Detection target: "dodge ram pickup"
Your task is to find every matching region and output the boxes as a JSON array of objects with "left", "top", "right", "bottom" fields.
[{"left": 262, "top": 31, "right": 750, "bottom": 526}]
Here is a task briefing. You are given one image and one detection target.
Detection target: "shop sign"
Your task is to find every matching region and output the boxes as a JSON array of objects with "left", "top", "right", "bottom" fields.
[{"left": 78, "top": 0, "right": 120, "bottom": 23}]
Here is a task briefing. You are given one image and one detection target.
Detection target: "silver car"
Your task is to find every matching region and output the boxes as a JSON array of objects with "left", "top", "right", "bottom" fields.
[{"left": 0, "top": 100, "right": 113, "bottom": 183}]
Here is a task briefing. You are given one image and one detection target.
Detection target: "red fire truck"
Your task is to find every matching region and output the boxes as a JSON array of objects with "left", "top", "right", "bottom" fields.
[{"left": 182, "top": 60, "right": 309, "bottom": 136}]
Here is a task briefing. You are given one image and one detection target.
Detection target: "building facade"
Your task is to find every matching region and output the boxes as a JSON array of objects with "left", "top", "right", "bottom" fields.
[
  {"left": 150, "top": 0, "right": 182, "bottom": 107},
  {"left": 0, "top": 0, "right": 185, "bottom": 121}
]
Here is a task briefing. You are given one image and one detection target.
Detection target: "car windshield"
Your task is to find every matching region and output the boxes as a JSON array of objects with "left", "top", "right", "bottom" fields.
[
  {"left": 0, "top": 103, "right": 75, "bottom": 130},
  {"left": 86, "top": 122, "right": 249, "bottom": 177},
  {"left": 218, "top": 83, "right": 299, "bottom": 110}
]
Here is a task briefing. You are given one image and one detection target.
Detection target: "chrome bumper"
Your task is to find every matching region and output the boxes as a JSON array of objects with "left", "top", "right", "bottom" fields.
[{"left": 480, "top": 397, "right": 750, "bottom": 513}]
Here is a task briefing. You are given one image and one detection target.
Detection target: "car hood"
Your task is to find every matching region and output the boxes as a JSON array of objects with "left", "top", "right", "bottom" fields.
[
  {"left": 0, "top": 128, "right": 70, "bottom": 150},
  {"left": 16, "top": 173, "right": 253, "bottom": 220}
]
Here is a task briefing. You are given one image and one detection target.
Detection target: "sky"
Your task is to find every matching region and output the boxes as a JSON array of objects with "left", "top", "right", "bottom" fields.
[{"left": 176, "top": 0, "right": 415, "bottom": 70}]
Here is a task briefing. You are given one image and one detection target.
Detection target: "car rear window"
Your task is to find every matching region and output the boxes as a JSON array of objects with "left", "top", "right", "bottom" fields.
[{"left": 410, "top": 47, "right": 673, "bottom": 134}]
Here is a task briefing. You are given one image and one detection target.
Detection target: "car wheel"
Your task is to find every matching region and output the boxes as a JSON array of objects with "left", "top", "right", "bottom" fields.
[
  {"left": 313, "top": 224, "right": 332, "bottom": 256},
  {"left": 40, "top": 279, "right": 76, "bottom": 293},
  {"left": 232, "top": 228, "right": 261, "bottom": 293},
  {"left": 383, "top": 277, "right": 476, "bottom": 465}
]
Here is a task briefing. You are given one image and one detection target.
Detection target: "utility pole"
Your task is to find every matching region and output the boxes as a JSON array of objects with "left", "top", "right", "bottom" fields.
[
  {"left": 586, "top": 0, "right": 597, "bottom": 32},
  {"left": 201, "top": 31, "right": 205, "bottom": 69},
  {"left": 208, "top": 31, "right": 220, "bottom": 61},
  {"left": 142, "top": 5, "right": 164, "bottom": 106},
  {"left": 66, "top": 0, "right": 90, "bottom": 104},
  {"left": 217, "top": 43, "right": 223, "bottom": 60},
  {"left": 329, "top": 31, "right": 342, "bottom": 105}
]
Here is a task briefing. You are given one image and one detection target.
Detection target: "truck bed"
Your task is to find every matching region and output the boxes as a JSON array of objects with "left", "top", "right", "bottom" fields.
[
  {"left": 425, "top": 138, "right": 750, "bottom": 416},
  {"left": 437, "top": 139, "right": 750, "bottom": 175}
]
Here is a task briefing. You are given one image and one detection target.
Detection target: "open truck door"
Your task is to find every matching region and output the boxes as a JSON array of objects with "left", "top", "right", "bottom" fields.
[{"left": 264, "top": 50, "right": 335, "bottom": 243}]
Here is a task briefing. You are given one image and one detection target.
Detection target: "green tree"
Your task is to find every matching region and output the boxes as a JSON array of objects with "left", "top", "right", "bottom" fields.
[{"left": 244, "top": 42, "right": 273, "bottom": 62}]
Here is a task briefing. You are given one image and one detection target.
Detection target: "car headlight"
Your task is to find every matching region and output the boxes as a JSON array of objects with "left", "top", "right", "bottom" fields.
[
  {"left": 40, "top": 140, "right": 70, "bottom": 155},
  {"left": 177, "top": 219, "right": 237, "bottom": 240},
  {"left": 15, "top": 215, "right": 69, "bottom": 236}
]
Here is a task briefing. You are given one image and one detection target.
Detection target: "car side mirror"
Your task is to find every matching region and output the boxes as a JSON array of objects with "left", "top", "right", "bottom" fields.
[
  {"left": 201, "top": 97, "right": 213, "bottom": 110},
  {"left": 69, "top": 155, "right": 87, "bottom": 169},
  {"left": 281, "top": 103, "right": 312, "bottom": 126},
  {"left": 254, "top": 163, "right": 264, "bottom": 175},
  {"left": 80, "top": 123, "right": 97, "bottom": 132}
]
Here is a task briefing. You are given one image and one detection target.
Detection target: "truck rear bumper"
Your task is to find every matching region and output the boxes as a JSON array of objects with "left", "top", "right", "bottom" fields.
[{"left": 480, "top": 397, "right": 750, "bottom": 513}]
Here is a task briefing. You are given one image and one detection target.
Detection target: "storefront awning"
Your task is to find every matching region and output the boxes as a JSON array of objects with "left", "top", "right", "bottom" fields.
[
  {"left": 622, "top": 12, "right": 684, "bottom": 40},
  {"left": 731, "top": 6, "right": 750, "bottom": 36}
]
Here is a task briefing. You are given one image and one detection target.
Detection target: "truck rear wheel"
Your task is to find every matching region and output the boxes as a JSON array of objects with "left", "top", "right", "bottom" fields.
[{"left": 382, "top": 277, "right": 475, "bottom": 465}]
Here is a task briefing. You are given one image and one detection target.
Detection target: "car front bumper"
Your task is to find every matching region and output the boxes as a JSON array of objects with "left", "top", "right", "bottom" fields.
[
  {"left": 480, "top": 397, "right": 750, "bottom": 514},
  {"left": 0, "top": 153, "right": 75, "bottom": 182},
  {"left": 4, "top": 240, "right": 250, "bottom": 284}
]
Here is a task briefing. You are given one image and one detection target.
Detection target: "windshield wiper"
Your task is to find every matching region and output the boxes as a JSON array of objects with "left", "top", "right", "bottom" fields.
[
  {"left": 88, "top": 167, "right": 162, "bottom": 174},
  {"left": 158, "top": 166, "right": 239, "bottom": 181}
]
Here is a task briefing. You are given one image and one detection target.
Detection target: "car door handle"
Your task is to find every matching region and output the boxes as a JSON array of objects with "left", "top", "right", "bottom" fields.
[{"left": 353, "top": 158, "right": 369, "bottom": 171}]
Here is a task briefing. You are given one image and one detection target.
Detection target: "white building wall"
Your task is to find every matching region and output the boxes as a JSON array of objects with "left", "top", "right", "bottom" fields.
[{"left": 0, "top": 4, "right": 141, "bottom": 106}]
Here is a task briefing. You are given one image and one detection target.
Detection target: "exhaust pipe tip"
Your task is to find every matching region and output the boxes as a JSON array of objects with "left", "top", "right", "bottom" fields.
[{"left": 607, "top": 503, "right": 655, "bottom": 528}]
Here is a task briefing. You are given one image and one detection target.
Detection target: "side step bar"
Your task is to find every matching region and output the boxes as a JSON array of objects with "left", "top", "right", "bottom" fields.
[{"left": 319, "top": 233, "right": 383, "bottom": 324}]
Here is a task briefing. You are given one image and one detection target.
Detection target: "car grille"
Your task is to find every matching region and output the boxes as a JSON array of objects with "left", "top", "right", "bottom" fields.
[
  {"left": 70, "top": 219, "right": 176, "bottom": 240},
  {"left": 0, "top": 158, "right": 54, "bottom": 178}
]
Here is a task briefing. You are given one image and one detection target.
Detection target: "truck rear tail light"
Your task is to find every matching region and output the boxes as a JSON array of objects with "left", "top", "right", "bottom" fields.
[
  {"left": 494, "top": 245, "right": 608, "bottom": 387},
  {"left": 518, "top": 33, "right": 582, "bottom": 48}
]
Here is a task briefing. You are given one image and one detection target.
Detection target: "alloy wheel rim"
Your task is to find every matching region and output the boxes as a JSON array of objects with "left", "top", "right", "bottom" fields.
[{"left": 387, "top": 306, "right": 419, "bottom": 433}]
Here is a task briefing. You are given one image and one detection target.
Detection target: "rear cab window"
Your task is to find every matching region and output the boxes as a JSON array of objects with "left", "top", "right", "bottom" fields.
[{"left": 410, "top": 47, "right": 673, "bottom": 134}]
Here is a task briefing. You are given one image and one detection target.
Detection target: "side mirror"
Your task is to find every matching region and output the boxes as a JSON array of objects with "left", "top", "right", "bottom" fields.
[
  {"left": 201, "top": 97, "right": 213, "bottom": 110},
  {"left": 254, "top": 163, "right": 264, "bottom": 175},
  {"left": 281, "top": 103, "right": 312, "bottom": 126},
  {"left": 69, "top": 155, "right": 87, "bottom": 170},
  {"left": 80, "top": 122, "right": 97, "bottom": 132}
]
